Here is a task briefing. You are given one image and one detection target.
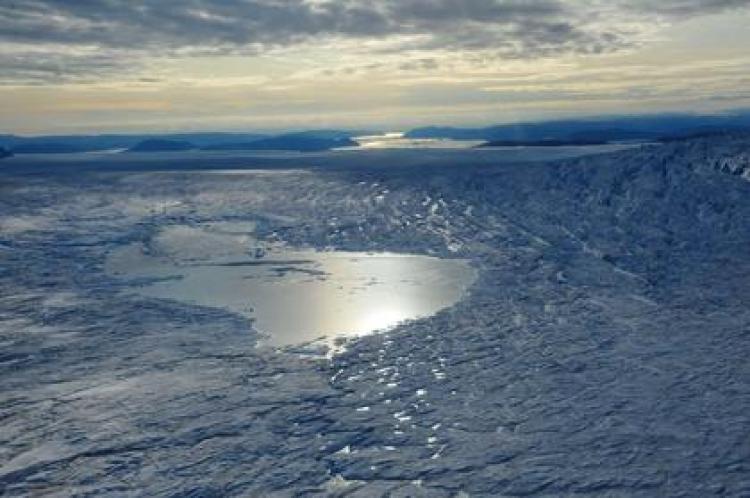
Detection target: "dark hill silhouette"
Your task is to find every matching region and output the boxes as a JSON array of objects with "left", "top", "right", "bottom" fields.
[
  {"left": 0, "top": 131, "right": 361, "bottom": 154},
  {"left": 406, "top": 110, "right": 750, "bottom": 143},
  {"left": 479, "top": 138, "right": 608, "bottom": 147},
  {"left": 127, "top": 139, "right": 196, "bottom": 152},
  {"left": 0, "top": 133, "right": 270, "bottom": 153},
  {"left": 10, "top": 143, "right": 92, "bottom": 154},
  {"left": 202, "top": 133, "right": 357, "bottom": 152}
]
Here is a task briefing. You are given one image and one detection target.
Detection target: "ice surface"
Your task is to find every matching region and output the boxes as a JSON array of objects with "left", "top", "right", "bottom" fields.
[{"left": 1, "top": 136, "right": 750, "bottom": 496}]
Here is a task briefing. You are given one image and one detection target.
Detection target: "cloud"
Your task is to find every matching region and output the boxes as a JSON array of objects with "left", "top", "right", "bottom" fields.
[
  {"left": 624, "top": 0, "right": 750, "bottom": 17},
  {"left": 0, "top": 47, "right": 133, "bottom": 85},
  {"left": 0, "top": 0, "right": 748, "bottom": 84}
]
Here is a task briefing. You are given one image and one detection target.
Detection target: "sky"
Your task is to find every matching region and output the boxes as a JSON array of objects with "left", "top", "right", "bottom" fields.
[{"left": 1, "top": 0, "right": 749, "bottom": 134}]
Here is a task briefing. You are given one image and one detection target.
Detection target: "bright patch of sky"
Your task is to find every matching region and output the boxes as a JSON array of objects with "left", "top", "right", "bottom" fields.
[{"left": 0, "top": 1, "right": 748, "bottom": 133}]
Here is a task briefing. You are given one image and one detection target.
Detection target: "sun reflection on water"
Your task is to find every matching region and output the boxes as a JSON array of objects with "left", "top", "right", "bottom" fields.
[{"left": 107, "top": 227, "right": 476, "bottom": 348}]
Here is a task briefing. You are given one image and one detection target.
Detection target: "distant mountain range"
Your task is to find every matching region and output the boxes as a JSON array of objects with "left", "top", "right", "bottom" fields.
[
  {"left": 126, "top": 139, "right": 197, "bottom": 152},
  {"left": 200, "top": 132, "right": 358, "bottom": 152},
  {"left": 479, "top": 138, "right": 608, "bottom": 147},
  {"left": 406, "top": 110, "right": 750, "bottom": 144},
  {"left": 0, "top": 130, "right": 361, "bottom": 154},
  {"left": 4, "top": 111, "right": 750, "bottom": 155},
  {"left": 0, "top": 132, "right": 267, "bottom": 154}
]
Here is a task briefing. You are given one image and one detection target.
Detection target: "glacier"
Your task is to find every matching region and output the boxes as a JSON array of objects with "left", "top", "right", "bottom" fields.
[{"left": 1, "top": 136, "right": 749, "bottom": 496}]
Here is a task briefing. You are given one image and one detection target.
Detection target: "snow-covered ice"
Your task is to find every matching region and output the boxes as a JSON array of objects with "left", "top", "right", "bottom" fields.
[{"left": 1, "top": 136, "right": 750, "bottom": 496}]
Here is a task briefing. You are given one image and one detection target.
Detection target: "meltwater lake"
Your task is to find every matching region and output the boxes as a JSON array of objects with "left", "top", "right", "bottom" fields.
[{"left": 106, "top": 223, "right": 476, "bottom": 347}]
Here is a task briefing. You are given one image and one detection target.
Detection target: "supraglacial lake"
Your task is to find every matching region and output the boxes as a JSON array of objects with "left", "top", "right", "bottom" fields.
[{"left": 106, "top": 224, "right": 476, "bottom": 347}]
